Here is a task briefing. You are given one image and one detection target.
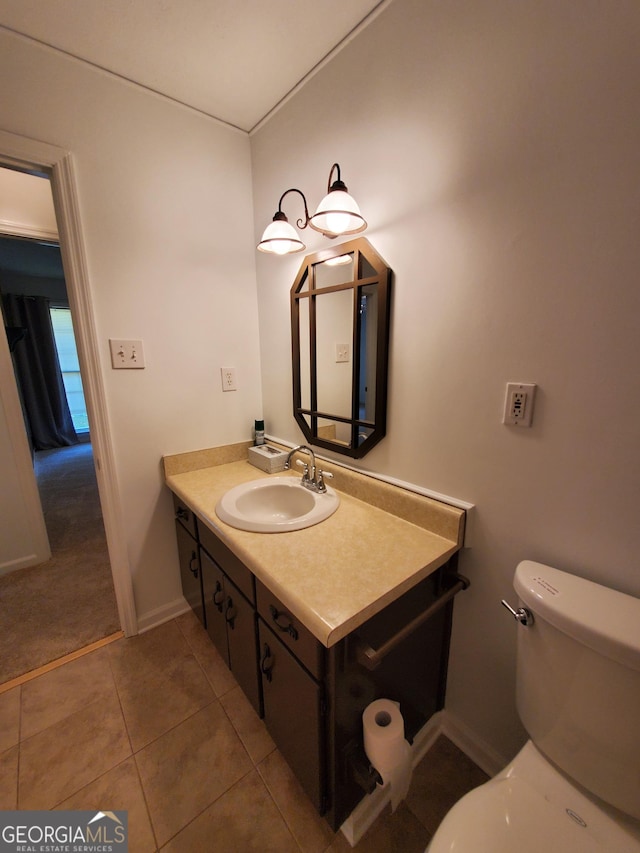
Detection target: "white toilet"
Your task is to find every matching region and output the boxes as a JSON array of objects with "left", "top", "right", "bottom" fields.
[{"left": 427, "top": 560, "right": 640, "bottom": 853}]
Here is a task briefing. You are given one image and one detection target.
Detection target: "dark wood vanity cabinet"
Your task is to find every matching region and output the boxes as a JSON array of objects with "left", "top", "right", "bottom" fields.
[
  {"left": 171, "top": 490, "right": 462, "bottom": 831},
  {"left": 200, "top": 547, "right": 261, "bottom": 714},
  {"left": 173, "top": 496, "right": 204, "bottom": 627},
  {"left": 257, "top": 581, "right": 327, "bottom": 812},
  {"left": 173, "top": 492, "right": 261, "bottom": 714}
]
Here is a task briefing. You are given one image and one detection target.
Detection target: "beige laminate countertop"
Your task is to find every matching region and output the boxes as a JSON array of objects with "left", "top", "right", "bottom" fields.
[{"left": 164, "top": 444, "right": 465, "bottom": 648}]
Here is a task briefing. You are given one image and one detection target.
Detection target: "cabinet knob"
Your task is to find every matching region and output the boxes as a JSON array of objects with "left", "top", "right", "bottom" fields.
[
  {"left": 176, "top": 507, "right": 190, "bottom": 522},
  {"left": 260, "top": 643, "right": 274, "bottom": 682},
  {"left": 269, "top": 604, "right": 299, "bottom": 640}
]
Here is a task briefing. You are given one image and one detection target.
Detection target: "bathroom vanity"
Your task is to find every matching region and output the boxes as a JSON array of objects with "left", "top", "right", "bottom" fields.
[{"left": 164, "top": 442, "right": 467, "bottom": 830}]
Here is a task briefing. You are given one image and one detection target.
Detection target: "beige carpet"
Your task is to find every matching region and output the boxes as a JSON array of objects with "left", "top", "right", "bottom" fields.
[{"left": 0, "top": 443, "right": 120, "bottom": 684}]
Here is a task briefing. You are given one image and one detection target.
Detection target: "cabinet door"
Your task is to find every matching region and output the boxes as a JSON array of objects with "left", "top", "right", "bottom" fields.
[
  {"left": 259, "top": 620, "right": 325, "bottom": 813},
  {"left": 225, "top": 576, "right": 261, "bottom": 715},
  {"left": 200, "top": 548, "right": 229, "bottom": 666},
  {"left": 175, "top": 521, "right": 204, "bottom": 626}
]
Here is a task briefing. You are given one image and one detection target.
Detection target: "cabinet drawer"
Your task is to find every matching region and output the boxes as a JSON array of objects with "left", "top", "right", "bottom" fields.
[
  {"left": 257, "top": 580, "right": 324, "bottom": 680},
  {"left": 199, "top": 522, "right": 255, "bottom": 604},
  {"left": 172, "top": 492, "right": 198, "bottom": 539}
]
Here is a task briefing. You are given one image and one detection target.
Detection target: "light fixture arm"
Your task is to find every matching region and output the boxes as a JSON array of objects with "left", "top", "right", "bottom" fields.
[
  {"left": 326, "top": 163, "right": 347, "bottom": 193},
  {"left": 276, "top": 188, "right": 312, "bottom": 230}
]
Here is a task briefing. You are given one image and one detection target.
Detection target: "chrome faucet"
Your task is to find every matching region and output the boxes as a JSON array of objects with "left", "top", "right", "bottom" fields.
[{"left": 284, "top": 445, "right": 333, "bottom": 493}]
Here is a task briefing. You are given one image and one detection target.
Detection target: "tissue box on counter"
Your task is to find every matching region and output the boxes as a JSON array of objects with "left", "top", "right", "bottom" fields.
[{"left": 247, "top": 444, "right": 289, "bottom": 474}]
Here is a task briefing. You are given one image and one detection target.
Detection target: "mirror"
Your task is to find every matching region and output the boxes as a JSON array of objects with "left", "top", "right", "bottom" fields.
[{"left": 291, "top": 237, "right": 391, "bottom": 458}]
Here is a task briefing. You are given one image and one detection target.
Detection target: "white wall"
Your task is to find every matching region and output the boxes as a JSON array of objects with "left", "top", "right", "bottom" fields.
[
  {"left": 0, "top": 31, "right": 263, "bottom": 623},
  {"left": 251, "top": 0, "right": 640, "bottom": 764}
]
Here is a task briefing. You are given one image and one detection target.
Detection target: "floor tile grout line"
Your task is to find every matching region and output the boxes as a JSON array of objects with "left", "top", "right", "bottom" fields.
[
  {"left": 16, "top": 648, "right": 123, "bottom": 746},
  {"left": 16, "top": 693, "right": 134, "bottom": 811},
  {"left": 216, "top": 686, "right": 270, "bottom": 769},
  {"left": 155, "top": 764, "right": 260, "bottom": 851},
  {"left": 104, "top": 621, "right": 219, "bottom": 755},
  {"left": 105, "top": 636, "right": 136, "bottom": 761},
  {"left": 175, "top": 614, "right": 316, "bottom": 850},
  {"left": 126, "top": 692, "right": 220, "bottom": 756},
  {"left": 130, "top": 751, "right": 161, "bottom": 851},
  {"left": 173, "top": 613, "right": 239, "bottom": 703},
  {"left": 254, "top": 757, "right": 313, "bottom": 853}
]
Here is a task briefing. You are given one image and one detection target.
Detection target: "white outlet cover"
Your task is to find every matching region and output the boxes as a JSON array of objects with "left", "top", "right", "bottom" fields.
[
  {"left": 220, "top": 367, "right": 237, "bottom": 391},
  {"left": 503, "top": 382, "right": 536, "bottom": 427}
]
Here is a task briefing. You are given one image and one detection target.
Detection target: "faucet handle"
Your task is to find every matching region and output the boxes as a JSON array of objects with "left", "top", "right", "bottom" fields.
[
  {"left": 295, "top": 459, "right": 310, "bottom": 482},
  {"left": 316, "top": 469, "right": 333, "bottom": 492}
]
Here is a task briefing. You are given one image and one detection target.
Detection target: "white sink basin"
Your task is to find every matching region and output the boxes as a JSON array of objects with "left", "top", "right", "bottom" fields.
[{"left": 215, "top": 476, "right": 340, "bottom": 533}]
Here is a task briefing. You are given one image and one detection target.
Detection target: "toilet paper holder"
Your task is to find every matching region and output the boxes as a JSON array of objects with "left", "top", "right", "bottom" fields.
[{"left": 345, "top": 740, "right": 383, "bottom": 794}]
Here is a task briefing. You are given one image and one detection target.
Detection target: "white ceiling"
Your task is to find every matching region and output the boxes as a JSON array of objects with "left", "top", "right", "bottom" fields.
[{"left": 0, "top": 0, "right": 387, "bottom": 132}]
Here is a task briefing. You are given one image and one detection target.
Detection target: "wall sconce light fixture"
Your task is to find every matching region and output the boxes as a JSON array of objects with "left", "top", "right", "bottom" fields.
[{"left": 257, "top": 163, "right": 367, "bottom": 255}]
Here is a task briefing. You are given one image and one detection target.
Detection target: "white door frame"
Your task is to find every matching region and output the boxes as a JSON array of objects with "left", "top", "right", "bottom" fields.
[{"left": 0, "top": 128, "right": 137, "bottom": 637}]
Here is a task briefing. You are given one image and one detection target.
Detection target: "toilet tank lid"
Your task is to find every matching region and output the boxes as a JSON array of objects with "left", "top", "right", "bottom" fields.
[{"left": 515, "top": 561, "right": 640, "bottom": 672}]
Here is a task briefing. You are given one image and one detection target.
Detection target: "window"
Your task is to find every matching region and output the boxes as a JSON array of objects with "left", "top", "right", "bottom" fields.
[{"left": 50, "top": 307, "right": 89, "bottom": 432}]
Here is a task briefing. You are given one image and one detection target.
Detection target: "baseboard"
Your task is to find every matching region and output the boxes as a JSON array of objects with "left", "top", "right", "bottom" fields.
[
  {"left": 339, "top": 708, "right": 511, "bottom": 847},
  {"left": 440, "top": 711, "right": 509, "bottom": 778},
  {"left": 340, "top": 711, "right": 444, "bottom": 847},
  {"left": 136, "top": 596, "right": 191, "bottom": 634},
  {"left": 0, "top": 553, "right": 43, "bottom": 577}
]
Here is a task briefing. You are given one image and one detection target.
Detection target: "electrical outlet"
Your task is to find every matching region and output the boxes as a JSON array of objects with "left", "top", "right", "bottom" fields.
[
  {"left": 335, "top": 343, "right": 350, "bottom": 363},
  {"left": 221, "top": 367, "right": 237, "bottom": 391},
  {"left": 503, "top": 382, "right": 536, "bottom": 427},
  {"left": 109, "top": 339, "right": 145, "bottom": 369}
]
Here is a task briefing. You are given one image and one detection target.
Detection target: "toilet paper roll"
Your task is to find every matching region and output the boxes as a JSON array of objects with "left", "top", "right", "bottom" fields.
[{"left": 363, "top": 698, "right": 413, "bottom": 811}]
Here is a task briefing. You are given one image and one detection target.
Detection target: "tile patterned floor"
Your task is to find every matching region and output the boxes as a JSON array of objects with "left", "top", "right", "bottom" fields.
[{"left": 0, "top": 611, "right": 488, "bottom": 851}]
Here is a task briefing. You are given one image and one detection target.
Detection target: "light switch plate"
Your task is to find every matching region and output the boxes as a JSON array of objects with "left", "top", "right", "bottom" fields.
[
  {"left": 109, "top": 339, "right": 145, "bottom": 369},
  {"left": 335, "top": 343, "right": 350, "bottom": 363}
]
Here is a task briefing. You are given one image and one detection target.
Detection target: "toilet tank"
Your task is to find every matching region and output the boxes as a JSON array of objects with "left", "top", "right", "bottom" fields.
[{"left": 514, "top": 560, "right": 640, "bottom": 820}]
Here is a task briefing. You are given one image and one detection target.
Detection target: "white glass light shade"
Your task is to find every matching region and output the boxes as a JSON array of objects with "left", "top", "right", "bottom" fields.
[
  {"left": 257, "top": 218, "right": 305, "bottom": 254},
  {"left": 309, "top": 190, "right": 367, "bottom": 236}
]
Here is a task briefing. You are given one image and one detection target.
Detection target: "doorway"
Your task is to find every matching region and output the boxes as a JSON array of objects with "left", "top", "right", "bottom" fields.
[
  {"left": 0, "top": 132, "right": 136, "bottom": 685},
  {"left": 0, "top": 227, "right": 120, "bottom": 683}
]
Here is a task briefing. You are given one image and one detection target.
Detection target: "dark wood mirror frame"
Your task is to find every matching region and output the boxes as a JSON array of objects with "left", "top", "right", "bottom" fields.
[{"left": 290, "top": 237, "right": 392, "bottom": 458}]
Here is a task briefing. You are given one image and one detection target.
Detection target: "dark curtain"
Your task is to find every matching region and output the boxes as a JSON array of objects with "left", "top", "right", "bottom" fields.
[{"left": 2, "top": 293, "right": 77, "bottom": 450}]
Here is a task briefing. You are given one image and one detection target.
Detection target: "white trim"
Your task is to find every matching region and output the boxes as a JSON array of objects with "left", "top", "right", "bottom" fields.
[
  {"left": 136, "top": 597, "right": 191, "bottom": 634},
  {"left": 340, "top": 711, "right": 444, "bottom": 847},
  {"left": 0, "top": 552, "right": 47, "bottom": 577},
  {"left": 339, "top": 709, "right": 510, "bottom": 847},
  {"left": 0, "top": 219, "right": 58, "bottom": 242},
  {"left": 0, "top": 129, "right": 138, "bottom": 637},
  {"left": 265, "top": 433, "right": 476, "bottom": 545}
]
